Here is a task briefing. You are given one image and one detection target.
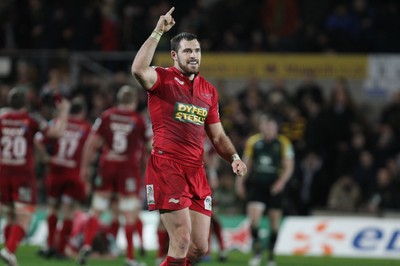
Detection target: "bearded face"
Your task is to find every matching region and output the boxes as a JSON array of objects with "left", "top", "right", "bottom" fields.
[{"left": 173, "top": 39, "right": 201, "bottom": 76}]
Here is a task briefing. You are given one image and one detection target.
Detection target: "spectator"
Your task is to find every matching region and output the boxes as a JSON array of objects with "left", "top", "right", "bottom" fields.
[
  {"left": 328, "top": 174, "right": 361, "bottom": 212},
  {"left": 280, "top": 105, "right": 307, "bottom": 158},
  {"left": 380, "top": 91, "right": 400, "bottom": 136},
  {"left": 352, "top": 150, "right": 377, "bottom": 203},
  {"left": 324, "top": 2, "right": 358, "bottom": 52},
  {"left": 265, "top": 78, "right": 292, "bottom": 117},
  {"left": 367, "top": 167, "right": 399, "bottom": 213},
  {"left": 372, "top": 123, "right": 399, "bottom": 168},
  {"left": 261, "top": 0, "right": 300, "bottom": 51},
  {"left": 291, "top": 150, "right": 327, "bottom": 215},
  {"left": 293, "top": 71, "right": 324, "bottom": 118},
  {"left": 322, "top": 77, "right": 358, "bottom": 181},
  {"left": 303, "top": 97, "right": 325, "bottom": 153}
]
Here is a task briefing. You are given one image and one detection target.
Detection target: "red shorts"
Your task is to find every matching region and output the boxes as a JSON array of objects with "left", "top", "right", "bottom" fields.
[
  {"left": 46, "top": 169, "right": 87, "bottom": 203},
  {"left": 95, "top": 160, "right": 141, "bottom": 196},
  {"left": 0, "top": 169, "right": 37, "bottom": 205},
  {"left": 145, "top": 155, "right": 212, "bottom": 216}
]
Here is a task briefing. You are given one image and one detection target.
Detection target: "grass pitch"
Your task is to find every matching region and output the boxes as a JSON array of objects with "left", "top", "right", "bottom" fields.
[{"left": 2, "top": 245, "right": 399, "bottom": 266}]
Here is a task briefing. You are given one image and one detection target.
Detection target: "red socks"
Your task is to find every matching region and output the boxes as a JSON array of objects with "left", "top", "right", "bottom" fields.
[
  {"left": 6, "top": 224, "right": 25, "bottom": 253},
  {"left": 160, "top": 256, "right": 186, "bottom": 266},
  {"left": 108, "top": 219, "right": 120, "bottom": 239},
  {"left": 47, "top": 214, "right": 58, "bottom": 248},
  {"left": 83, "top": 216, "right": 99, "bottom": 246},
  {"left": 57, "top": 219, "right": 72, "bottom": 255},
  {"left": 134, "top": 218, "right": 144, "bottom": 248},
  {"left": 3, "top": 224, "right": 11, "bottom": 242},
  {"left": 125, "top": 223, "right": 135, "bottom": 260}
]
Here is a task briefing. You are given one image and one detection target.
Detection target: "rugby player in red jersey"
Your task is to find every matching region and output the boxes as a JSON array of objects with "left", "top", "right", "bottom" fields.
[
  {"left": 0, "top": 87, "right": 70, "bottom": 266},
  {"left": 36, "top": 98, "right": 92, "bottom": 259},
  {"left": 78, "top": 85, "right": 148, "bottom": 266},
  {"left": 131, "top": 7, "right": 247, "bottom": 266}
]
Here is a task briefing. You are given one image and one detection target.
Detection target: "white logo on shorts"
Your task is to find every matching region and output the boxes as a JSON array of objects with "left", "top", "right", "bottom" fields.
[
  {"left": 168, "top": 198, "right": 180, "bottom": 204},
  {"left": 204, "top": 196, "right": 212, "bottom": 211},
  {"left": 146, "top": 185, "right": 155, "bottom": 205}
]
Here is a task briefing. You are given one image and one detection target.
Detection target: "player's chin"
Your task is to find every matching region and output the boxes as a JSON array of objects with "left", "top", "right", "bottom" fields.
[{"left": 187, "top": 65, "right": 199, "bottom": 72}]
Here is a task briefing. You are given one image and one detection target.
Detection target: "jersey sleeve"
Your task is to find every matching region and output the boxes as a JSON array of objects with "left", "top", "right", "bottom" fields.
[
  {"left": 278, "top": 135, "right": 295, "bottom": 160},
  {"left": 205, "top": 86, "right": 220, "bottom": 125},
  {"left": 243, "top": 134, "right": 261, "bottom": 159},
  {"left": 149, "top": 67, "right": 164, "bottom": 92}
]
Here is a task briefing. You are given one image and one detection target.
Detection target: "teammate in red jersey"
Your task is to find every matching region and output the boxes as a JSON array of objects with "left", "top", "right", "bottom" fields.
[
  {"left": 0, "top": 87, "right": 70, "bottom": 266},
  {"left": 131, "top": 7, "right": 247, "bottom": 266},
  {"left": 36, "top": 98, "right": 92, "bottom": 259},
  {"left": 78, "top": 85, "right": 148, "bottom": 266}
]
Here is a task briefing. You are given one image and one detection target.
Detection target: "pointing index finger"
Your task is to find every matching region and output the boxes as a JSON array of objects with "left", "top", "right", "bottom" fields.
[{"left": 166, "top": 7, "right": 175, "bottom": 16}]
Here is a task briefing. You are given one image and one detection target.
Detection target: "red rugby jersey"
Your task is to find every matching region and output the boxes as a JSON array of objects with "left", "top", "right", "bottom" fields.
[
  {"left": 92, "top": 107, "right": 147, "bottom": 166},
  {"left": 148, "top": 67, "right": 220, "bottom": 166},
  {"left": 41, "top": 117, "right": 92, "bottom": 171},
  {"left": 0, "top": 110, "right": 48, "bottom": 175}
]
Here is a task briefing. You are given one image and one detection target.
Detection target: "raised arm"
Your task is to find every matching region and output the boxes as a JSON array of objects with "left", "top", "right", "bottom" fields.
[
  {"left": 131, "top": 7, "right": 176, "bottom": 91},
  {"left": 46, "top": 99, "right": 70, "bottom": 138}
]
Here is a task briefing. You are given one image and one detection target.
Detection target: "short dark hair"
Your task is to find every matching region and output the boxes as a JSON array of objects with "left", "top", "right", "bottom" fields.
[
  {"left": 170, "top": 32, "right": 198, "bottom": 52},
  {"left": 259, "top": 113, "right": 279, "bottom": 124},
  {"left": 7, "top": 87, "right": 26, "bottom": 109}
]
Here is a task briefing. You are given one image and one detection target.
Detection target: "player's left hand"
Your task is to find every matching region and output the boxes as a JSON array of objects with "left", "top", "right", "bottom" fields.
[{"left": 232, "top": 160, "right": 247, "bottom": 177}]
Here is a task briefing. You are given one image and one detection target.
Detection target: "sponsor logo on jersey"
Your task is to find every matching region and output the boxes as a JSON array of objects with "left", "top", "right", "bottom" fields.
[{"left": 174, "top": 102, "right": 208, "bottom": 126}]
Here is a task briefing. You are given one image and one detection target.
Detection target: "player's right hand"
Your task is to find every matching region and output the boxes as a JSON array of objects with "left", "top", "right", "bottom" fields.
[{"left": 155, "top": 7, "right": 175, "bottom": 33}]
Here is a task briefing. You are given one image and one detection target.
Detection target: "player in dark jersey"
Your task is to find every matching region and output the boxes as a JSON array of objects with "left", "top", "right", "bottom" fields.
[
  {"left": 78, "top": 85, "right": 148, "bottom": 266},
  {"left": 36, "top": 98, "right": 91, "bottom": 259},
  {"left": 131, "top": 7, "right": 247, "bottom": 266},
  {"left": 0, "top": 87, "right": 70, "bottom": 266},
  {"left": 236, "top": 114, "right": 294, "bottom": 266}
]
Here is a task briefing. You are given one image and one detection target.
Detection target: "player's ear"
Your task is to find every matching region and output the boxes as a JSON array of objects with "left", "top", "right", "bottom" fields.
[{"left": 171, "top": 50, "right": 177, "bottom": 61}]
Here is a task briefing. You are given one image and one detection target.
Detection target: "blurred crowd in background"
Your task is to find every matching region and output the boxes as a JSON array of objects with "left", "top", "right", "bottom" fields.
[
  {"left": 1, "top": 60, "right": 400, "bottom": 218},
  {"left": 1, "top": 0, "right": 400, "bottom": 53},
  {"left": 0, "top": 0, "right": 400, "bottom": 217}
]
